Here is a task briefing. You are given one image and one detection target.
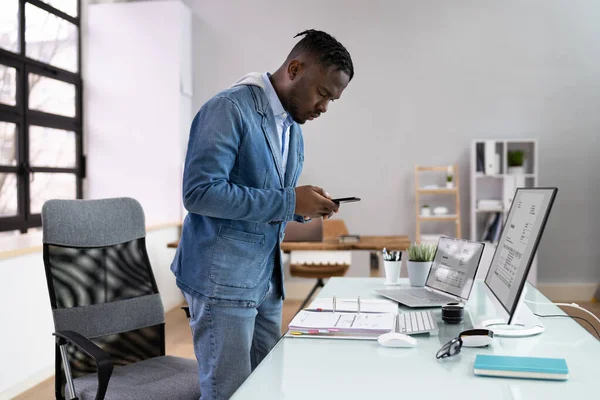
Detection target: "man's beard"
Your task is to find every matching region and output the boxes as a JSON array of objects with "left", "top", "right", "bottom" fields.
[{"left": 287, "top": 90, "right": 305, "bottom": 124}]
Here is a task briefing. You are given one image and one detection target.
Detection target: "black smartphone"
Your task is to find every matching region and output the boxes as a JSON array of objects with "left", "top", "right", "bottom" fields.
[{"left": 331, "top": 197, "right": 361, "bottom": 204}]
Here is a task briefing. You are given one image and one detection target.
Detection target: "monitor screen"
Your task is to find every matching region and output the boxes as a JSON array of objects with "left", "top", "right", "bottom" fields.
[
  {"left": 425, "top": 237, "right": 485, "bottom": 300},
  {"left": 485, "top": 188, "right": 557, "bottom": 318}
]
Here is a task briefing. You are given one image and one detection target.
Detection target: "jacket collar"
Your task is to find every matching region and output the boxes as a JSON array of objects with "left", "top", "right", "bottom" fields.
[
  {"left": 232, "top": 73, "right": 299, "bottom": 188},
  {"left": 248, "top": 85, "right": 286, "bottom": 186}
]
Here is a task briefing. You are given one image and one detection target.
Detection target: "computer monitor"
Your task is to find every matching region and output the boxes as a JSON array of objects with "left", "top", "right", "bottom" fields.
[{"left": 481, "top": 187, "right": 557, "bottom": 337}]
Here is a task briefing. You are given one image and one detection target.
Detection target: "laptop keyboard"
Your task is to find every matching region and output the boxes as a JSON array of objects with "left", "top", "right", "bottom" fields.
[
  {"left": 402, "top": 289, "right": 452, "bottom": 303},
  {"left": 397, "top": 310, "right": 438, "bottom": 334}
]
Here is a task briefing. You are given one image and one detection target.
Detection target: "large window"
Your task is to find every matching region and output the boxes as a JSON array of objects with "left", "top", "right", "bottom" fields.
[{"left": 0, "top": 0, "right": 83, "bottom": 233}]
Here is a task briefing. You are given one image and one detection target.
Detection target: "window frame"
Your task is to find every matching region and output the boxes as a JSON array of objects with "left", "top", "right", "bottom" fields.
[{"left": 0, "top": 0, "right": 84, "bottom": 233}]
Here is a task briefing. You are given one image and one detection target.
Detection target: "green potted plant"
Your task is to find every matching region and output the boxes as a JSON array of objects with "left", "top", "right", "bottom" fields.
[
  {"left": 446, "top": 174, "right": 454, "bottom": 188},
  {"left": 407, "top": 242, "right": 436, "bottom": 286},
  {"left": 421, "top": 204, "right": 431, "bottom": 217},
  {"left": 507, "top": 150, "right": 525, "bottom": 175}
]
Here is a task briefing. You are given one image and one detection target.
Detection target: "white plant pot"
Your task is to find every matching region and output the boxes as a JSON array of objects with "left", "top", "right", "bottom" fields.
[
  {"left": 446, "top": 182, "right": 454, "bottom": 188},
  {"left": 508, "top": 166, "right": 524, "bottom": 175},
  {"left": 407, "top": 261, "right": 432, "bottom": 287},
  {"left": 421, "top": 208, "right": 431, "bottom": 217}
]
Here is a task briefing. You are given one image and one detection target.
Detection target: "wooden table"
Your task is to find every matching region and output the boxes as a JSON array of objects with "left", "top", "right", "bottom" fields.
[
  {"left": 166, "top": 235, "right": 409, "bottom": 250},
  {"left": 166, "top": 220, "right": 410, "bottom": 275},
  {"left": 280, "top": 235, "right": 410, "bottom": 252},
  {"left": 166, "top": 219, "right": 409, "bottom": 251}
]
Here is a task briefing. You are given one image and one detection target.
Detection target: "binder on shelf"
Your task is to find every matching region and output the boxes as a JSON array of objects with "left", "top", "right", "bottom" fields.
[
  {"left": 494, "top": 153, "right": 501, "bottom": 174},
  {"left": 480, "top": 212, "right": 497, "bottom": 242},
  {"left": 491, "top": 213, "right": 503, "bottom": 242},
  {"left": 481, "top": 212, "right": 502, "bottom": 243},
  {"left": 476, "top": 145, "right": 485, "bottom": 172},
  {"left": 503, "top": 175, "right": 526, "bottom": 210},
  {"left": 484, "top": 141, "right": 496, "bottom": 175}
]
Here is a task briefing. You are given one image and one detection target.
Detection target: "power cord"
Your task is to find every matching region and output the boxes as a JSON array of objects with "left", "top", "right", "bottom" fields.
[
  {"left": 533, "top": 313, "right": 599, "bottom": 340},
  {"left": 525, "top": 300, "right": 600, "bottom": 340}
]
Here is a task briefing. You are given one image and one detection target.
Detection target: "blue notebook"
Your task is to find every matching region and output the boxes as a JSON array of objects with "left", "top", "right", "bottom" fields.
[{"left": 474, "top": 355, "right": 569, "bottom": 381}]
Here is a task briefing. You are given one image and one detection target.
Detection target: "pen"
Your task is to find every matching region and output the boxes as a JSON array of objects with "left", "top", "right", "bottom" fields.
[
  {"left": 357, "top": 296, "right": 361, "bottom": 314},
  {"left": 333, "top": 295, "right": 336, "bottom": 313},
  {"left": 383, "top": 250, "right": 403, "bottom": 261}
]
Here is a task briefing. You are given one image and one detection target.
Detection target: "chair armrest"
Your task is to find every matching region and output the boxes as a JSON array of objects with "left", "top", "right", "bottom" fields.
[
  {"left": 181, "top": 306, "right": 191, "bottom": 319},
  {"left": 53, "top": 330, "right": 113, "bottom": 400}
]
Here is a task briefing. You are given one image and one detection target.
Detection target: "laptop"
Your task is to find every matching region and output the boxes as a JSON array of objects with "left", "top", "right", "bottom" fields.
[
  {"left": 375, "top": 236, "right": 485, "bottom": 307},
  {"left": 283, "top": 218, "right": 323, "bottom": 242}
]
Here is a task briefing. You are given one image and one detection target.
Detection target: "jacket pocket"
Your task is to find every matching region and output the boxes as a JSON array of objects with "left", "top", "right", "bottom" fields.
[{"left": 209, "top": 226, "right": 267, "bottom": 289}]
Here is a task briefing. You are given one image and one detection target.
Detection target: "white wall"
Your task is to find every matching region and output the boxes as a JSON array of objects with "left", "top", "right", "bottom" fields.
[
  {"left": 183, "top": 0, "right": 600, "bottom": 285},
  {"left": 0, "top": 2, "right": 193, "bottom": 395},
  {"left": 0, "top": 227, "right": 183, "bottom": 399},
  {"left": 86, "top": 0, "right": 191, "bottom": 226}
]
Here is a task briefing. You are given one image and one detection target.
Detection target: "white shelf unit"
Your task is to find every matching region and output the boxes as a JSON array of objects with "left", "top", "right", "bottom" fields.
[
  {"left": 470, "top": 139, "right": 538, "bottom": 283},
  {"left": 414, "top": 165, "right": 462, "bottom": 244}
]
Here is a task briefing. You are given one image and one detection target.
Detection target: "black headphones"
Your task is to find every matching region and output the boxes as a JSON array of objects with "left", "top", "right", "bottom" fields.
[{"left": 441, "top": 302, "right": 464, "bottom": 324}]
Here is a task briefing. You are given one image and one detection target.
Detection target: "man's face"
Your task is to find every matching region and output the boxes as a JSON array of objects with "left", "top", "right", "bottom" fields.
[{"left": 286, "top": 61, "right": 350, "bottom": 124}]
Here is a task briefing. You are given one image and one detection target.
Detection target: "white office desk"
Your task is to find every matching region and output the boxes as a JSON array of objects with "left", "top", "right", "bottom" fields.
[{"left": 232, "top": 278, "right": 600, "bottom": 400}]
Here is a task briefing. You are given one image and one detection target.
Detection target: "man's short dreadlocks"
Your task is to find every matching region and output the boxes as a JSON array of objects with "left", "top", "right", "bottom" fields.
[{"left": 289, "top": 29, "right": 354, "bottom": 81}]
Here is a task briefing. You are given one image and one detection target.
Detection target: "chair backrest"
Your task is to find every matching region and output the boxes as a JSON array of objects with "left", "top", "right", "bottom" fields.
[
  {"left": 41, "top": 198, "right": 165, "bottom": 381},
  {"left": 283, "top": 218, "right": 323, "bottom": 242}
]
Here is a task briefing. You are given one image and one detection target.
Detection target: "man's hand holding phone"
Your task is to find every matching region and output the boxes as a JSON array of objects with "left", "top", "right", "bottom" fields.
[
  {"left": 294, "top": 185, "right": 338, "bottom": 219},
  {"left": 294, "top": 187, "right": 361, "bottom": 220}
]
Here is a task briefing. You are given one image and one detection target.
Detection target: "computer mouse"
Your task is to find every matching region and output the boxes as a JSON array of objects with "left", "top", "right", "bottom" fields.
[
  {"left": 459, "top": 329, "right": 494, "bottom": 347},
  {"left": 377, "top": 332, "right": 418, "bottom": 348}
]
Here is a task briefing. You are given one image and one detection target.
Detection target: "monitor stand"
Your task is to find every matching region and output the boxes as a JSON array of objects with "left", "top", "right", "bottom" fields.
[{"left": 480, "top": 297, "right": 544, "bottom": 337}]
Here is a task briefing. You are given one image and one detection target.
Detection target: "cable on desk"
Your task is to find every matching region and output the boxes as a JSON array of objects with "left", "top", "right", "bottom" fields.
[
  {"left": 533, "top": 313, "right": 600, "bottom": 340},
  {"left": 524, "top": 300, "right": 600, "bottom": 326}
]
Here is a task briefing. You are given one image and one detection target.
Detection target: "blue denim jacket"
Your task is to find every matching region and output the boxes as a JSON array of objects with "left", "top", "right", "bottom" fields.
[{"left": 171, "top": 78, "right": 305, "bottom": 307}]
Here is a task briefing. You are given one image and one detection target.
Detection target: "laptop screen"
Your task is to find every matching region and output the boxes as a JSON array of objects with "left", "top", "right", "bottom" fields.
[{"left": 424, "top": 237, "right": 485, "bottom": 300}]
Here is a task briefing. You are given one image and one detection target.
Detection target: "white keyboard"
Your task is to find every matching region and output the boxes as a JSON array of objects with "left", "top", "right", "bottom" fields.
[{"left": 397, "top": 310, "right": 438, "bottom": 334}]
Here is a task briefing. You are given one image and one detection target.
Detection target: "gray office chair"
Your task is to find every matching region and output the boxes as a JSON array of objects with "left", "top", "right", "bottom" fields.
[{"left": 41, "top": 198, "right": 200, "bottom": 400}]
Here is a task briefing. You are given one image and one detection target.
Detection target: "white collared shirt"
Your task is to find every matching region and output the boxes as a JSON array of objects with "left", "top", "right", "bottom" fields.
[{"left": 261, "top": 72, "right": 293, "bottom": 174}]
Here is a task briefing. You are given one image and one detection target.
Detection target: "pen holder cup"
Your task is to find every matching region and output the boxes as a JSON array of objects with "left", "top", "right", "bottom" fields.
[
  {"left": 383, "top": 261, "right": 401, "bottom": 285},
  {"left": 407, "top": 261, "right": 432, "bottom": 287}
]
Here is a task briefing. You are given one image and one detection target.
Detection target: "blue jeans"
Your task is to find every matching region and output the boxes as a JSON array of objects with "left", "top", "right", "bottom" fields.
[{"left": 182, "top": 276, "right": 283, "bottom": 400}]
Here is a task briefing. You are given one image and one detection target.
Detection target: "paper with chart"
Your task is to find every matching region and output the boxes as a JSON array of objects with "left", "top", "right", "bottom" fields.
[
  {"left": 288, "top": 311, "right": 395, "bottom": 334},
  {"left": 425, "top": 238, "right": 484, "bottom": 299},
  {"left": 488, "top": 191, "right": 545, "bottom": 306}
]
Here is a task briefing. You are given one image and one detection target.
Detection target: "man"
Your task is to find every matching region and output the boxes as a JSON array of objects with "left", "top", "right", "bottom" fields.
[{"left": 171, "top": 29, "right": 354, "bottom": 399}]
